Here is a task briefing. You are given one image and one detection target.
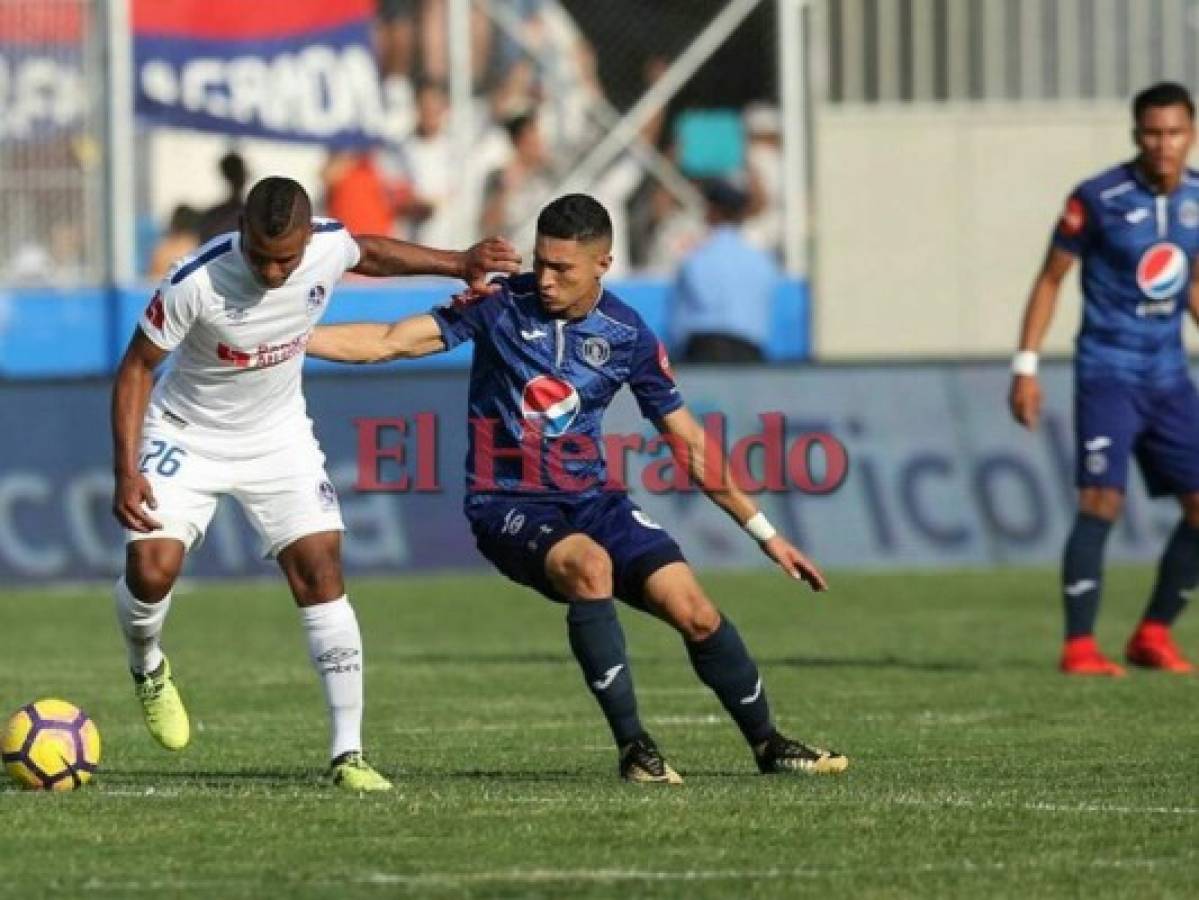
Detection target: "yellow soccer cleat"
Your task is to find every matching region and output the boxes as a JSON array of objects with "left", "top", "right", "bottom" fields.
[
  {"left": 755, "top": 732, "right": 849, "bottom": 775},
  {"left": 328, "top": 752, "right": 393, "bottom": 792},
  {"left": 618, "top": 734, "right": 684, "bottom": 785},
  {"left": 132, "top": 657, "right": 190, "bottom": 751}
]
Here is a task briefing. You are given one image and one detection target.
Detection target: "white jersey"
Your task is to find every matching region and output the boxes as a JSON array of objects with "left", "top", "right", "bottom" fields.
[{"left": 138, "top": 219, "right": 360, "bottom": 458}]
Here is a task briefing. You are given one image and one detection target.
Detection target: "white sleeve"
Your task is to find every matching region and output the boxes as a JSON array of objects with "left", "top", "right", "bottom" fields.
[
  {"left": 338, "top": 226, "right": 362, "bottom": 271},
  {"left": 139, "top": 277, "right": 201, "bottom": 352}
]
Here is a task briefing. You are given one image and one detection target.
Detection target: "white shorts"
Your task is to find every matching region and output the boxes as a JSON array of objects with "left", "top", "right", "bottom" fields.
[{"left": 125, "top": 420, "right": 344, "bottom": 559}]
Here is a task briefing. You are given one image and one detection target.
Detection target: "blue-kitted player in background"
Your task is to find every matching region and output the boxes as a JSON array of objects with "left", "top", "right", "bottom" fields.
[
  {"left": 1011, "top": 82, "right": 1199, "bottom": 676},
  {"left": 309, "top": 194, "right": 849, "bottom": 781}
]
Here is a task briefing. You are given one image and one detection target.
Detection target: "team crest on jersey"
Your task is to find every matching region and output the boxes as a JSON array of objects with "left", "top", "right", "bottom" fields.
[
  {"left": 581, "top": 336, "right": 610, "bottom": 368},
  {"left": 307, "top": 284, "right": 328, "bottom": 313},
  {"left": 520, "top": 375, "right": 580, "bottom": 437},
  {"left": 1136, "top": 242, "right": 1188, "bottom": 300},
  {"left": 1182, "top": 199, "right": 1199, "bottom": 229}
]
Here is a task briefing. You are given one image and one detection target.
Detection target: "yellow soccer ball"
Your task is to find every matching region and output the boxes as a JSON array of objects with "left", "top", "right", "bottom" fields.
[{"left": 1, "top": 699, "right": 101, "bottom": 791}]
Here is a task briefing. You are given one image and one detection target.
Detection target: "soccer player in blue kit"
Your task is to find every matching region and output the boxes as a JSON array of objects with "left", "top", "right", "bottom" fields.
[
  {"left": 309, "top": 194, "right": 849, "bottom": 781},
  {"left": 1010, "top": 82, "right": 1199, "bottom": 676}
]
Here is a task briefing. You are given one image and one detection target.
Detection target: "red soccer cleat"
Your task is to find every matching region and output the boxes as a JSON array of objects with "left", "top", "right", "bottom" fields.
[
  {"left": 1060, "top": 635, "right": 1127, "bottom": 676},
  {"left": 1125, "top": 621, "right": 1195, "bottom": 674}
]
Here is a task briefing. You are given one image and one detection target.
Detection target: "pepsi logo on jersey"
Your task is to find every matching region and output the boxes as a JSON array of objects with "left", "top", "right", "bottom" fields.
[
  {"left": 520, "top": 376, "right": 580, "bottom": 437},
  {"left": 1136, "top": 242, "right": 1188, "bottom": 301}
]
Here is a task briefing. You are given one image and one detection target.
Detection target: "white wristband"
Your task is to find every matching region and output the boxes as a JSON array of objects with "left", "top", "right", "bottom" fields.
[
  {"left": 744, "top": 512, "right": 777, "bottom": 543},
  {"left": 1011, "top": 350, "right": 1039, "bottom": 376}
]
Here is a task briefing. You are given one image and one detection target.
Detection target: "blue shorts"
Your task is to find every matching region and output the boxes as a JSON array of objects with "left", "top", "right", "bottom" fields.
[
  {"left": 1075, "top": 377, "right": 1199, "bottom": 497},
  {"left": 465, "top": 492, "right": 686, "bottom": 608}
]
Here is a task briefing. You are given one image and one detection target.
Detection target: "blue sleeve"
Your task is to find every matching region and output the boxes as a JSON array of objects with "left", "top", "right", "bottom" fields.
[
  {"left": 1050, "top": 186, "right": 1092, "bottom": 257},
  {"left": 629, "top": 320, "right": 684, "bottom": 421},
  {"left": 429, "top": 290, "right": 507, "bottom": 351}
]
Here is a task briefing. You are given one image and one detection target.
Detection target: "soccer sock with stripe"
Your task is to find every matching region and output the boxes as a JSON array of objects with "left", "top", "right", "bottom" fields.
[
  {"left": 1062, "top": 513, "right": 1113, "bottom": 639},
  {"left": 299, "top": 596, "right": 364, "bottom": 761},
  {"left": 565, "top": 600, "right": 644, "bottom": 746},
  {"left": 1140, "top": 520, "right": 1199, "bottom": 627},
  {"left": 114, "top": 576, "right": 169, "bottom": 676},
  {"left": 685, "top": 615, "right": 774, "bottom": 746}
]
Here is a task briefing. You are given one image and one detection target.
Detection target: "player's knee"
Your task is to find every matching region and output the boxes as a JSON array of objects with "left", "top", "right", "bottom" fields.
[
  {"left": 125, "top": 547, "right": 180, "bottom": 604},
  {"left": 1079, "top": 488, "right": 1123, "bottom": 521},
  {"left": 564, "top": 545, "right": 613, "bottom": 599},
  {"left": 675, "top": 595, "right": 721, "bottom": 642},
  {"left": 289, "top": 559, "right": 345, "bottom": 604}
]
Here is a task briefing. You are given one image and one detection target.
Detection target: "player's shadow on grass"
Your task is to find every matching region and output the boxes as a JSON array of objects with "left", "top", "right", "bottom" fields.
[{"left": 758, "top": 654, "right": 980, "bottom": 673}]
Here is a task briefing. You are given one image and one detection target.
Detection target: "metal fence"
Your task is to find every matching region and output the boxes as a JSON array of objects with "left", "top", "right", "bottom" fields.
[
  {"left": 0, "top": 0, "right": 105, "bottom": 284},
  {"left": 817, "top": 0, "right": 1199, "bottom": 104}
]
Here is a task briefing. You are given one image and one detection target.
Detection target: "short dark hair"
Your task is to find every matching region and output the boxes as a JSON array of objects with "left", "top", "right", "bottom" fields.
[
  {"left": 243, "top": 177, "right": 312, "bottom": 238},
  {"left": 536, "top": 194, "right": 612, "bottom": 244},
  {"left": 1133, "top": 82, "right": 1195, "bottom": 122}
]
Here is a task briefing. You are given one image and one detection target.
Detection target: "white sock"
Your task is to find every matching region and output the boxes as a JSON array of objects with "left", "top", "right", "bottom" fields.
[
  {"left": 299, "top": 596, "right": 364, "bottom": 761},
  {"left": 114, "top": 576, "right": 170, "bottom": 675}
]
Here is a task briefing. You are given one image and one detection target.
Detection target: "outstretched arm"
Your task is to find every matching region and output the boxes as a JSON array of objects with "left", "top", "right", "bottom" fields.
[
  {"left": 352, "top": 235, "right": 520, "bottom": 293},
  {"left": 308, "top": 313, "right": 447, "bottom": 363},
  {"left": 654, "top": 407, "right": 827, "bottom": 591},
  {"left": 1009, "top": 244, "right": 1075, "bottom": 430}
]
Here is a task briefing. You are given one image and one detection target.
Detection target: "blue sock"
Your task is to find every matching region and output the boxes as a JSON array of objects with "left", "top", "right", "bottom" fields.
[
  {"left": 685, "top": 615, "right": 774, "bottom": 746},
  {"left": 566, "top": 600, "right": 643, "bottom": 746},
  {"left": 1062, "top": 513, "right": 1113, "bottom": 639},
  {"left": 1142, "top": 520, "right": 1199, "bottom": 626}
]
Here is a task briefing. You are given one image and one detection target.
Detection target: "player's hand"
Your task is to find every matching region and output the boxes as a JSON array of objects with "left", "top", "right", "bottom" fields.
[
  {"left": 1009, "top": 375, "right": 1042, "bottom": 430},
  {"left": 113, "top": 471, "right": 162, "bottom": 533},
  {"left": 762, "top": 535, "right": 828, "bottom": 591},
  {"left": 460, "top": 236, "right": 521, "bottom": 293}
]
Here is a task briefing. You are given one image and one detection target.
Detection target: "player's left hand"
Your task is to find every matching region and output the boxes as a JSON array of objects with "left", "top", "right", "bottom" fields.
[
  {"left": 460, "top": 236, "right": 521, "bottom": 293},
  {"left": 762, "top": 535, "right": 828, "bottom": 591}
]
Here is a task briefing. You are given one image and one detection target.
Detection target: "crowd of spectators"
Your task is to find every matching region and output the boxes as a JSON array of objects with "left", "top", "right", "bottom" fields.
[{"left": 133, "top": 1, "right": 786, "bottom": 362}]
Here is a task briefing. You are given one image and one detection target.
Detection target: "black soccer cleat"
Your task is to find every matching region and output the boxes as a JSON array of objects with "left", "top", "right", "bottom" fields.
[
  {"left": 618, "top": 733, "right": 683, "bottom": 785},
  {"left": 754, "top": 731, "right": 849, "bottom": 775}
]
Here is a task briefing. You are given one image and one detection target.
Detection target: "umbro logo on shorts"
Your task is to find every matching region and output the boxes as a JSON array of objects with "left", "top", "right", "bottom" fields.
[
  {"left": 316, "top": 647, "right": 359, "bottom": 665},
  {"left": 317, "top": 480, "right": 338, "bottom": 510}
]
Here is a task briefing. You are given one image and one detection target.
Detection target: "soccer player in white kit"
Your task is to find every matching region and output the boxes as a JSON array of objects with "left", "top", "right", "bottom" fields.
[{"left": 110, "top": 177, "right": 519, "bottom": 791}]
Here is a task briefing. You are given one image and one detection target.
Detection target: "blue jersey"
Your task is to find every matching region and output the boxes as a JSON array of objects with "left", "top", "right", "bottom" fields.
[
  {"left": 430, "top": 274, "right": 684, "bottom": 503},
  {"left": 1053, "top": 162, "right": 1199, "bottom": 387}
]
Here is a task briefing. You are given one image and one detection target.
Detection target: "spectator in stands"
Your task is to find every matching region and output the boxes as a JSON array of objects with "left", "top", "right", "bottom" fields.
[
  {"left": 375, "top": 0, "right": 417, "bottom": 79},
  {"left": 743, "top": 102, "right": 784, "bottom": 257},
  {"left": 394, "top": 80, "right": 454, "bottom": 246},
  {"left": 668, "top": 178, "right": 779, "bottom": 363},
  {"left": 196, "top": 152, "right": 248, "bottom": 243},
  {"left": 481, "top": 113, "right": 555, "bottom": 251},
  {"left": 321, "top": 143, "right": 399, "bottom": 238},
  {"left": 147, "top": 205, "right": 200, "bottom": 280}
]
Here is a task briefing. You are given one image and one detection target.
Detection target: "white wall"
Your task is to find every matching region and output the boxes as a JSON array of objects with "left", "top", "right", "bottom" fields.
[
  {"left": 812, "top": 102, "right": 1158, "bottom": 359},
  {"left": 147, "top": 129, "right": 328, "bottom": 223}
]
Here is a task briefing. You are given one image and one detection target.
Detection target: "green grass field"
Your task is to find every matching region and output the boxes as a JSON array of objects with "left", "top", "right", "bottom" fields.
[{"left": 1, "top": 567, "right": 1196, "bottom": 898}]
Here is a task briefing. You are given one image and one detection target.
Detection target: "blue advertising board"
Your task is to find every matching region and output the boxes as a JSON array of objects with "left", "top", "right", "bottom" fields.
[{"left": 0, "top": 362, "right": 1184, "bottom": 584}]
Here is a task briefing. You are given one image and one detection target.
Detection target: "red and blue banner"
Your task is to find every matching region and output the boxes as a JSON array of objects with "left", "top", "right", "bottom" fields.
[
  {"left": 132, "top": 0, "right": 387, "bottom": 144},
  {"left": 0, "top": 1, "right": 88, "bottom": 141}
]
